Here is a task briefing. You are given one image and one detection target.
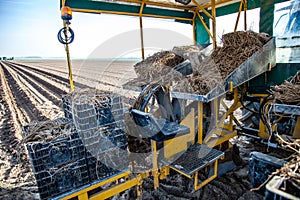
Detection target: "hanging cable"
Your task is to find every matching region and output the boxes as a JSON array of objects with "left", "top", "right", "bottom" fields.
[{"left": 57, "top": 26, "right": 74, "bottom": 45}]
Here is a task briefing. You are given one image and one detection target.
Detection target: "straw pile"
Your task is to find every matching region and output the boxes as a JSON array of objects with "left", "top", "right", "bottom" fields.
[
  {"left": 184, "top": 31, "right": 271, "bottom": 94},
  {"left": 134, "top": 51, "right": 184, "bottom": 82},
  {"left": 23, "top": 118, "right": 72, "bottom": 143},
  {"left": 271, "top": 71, "right": 300, "bottom": 105}
]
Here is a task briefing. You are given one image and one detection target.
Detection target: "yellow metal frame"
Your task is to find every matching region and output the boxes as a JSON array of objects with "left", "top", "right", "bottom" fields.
[
  {"left": 60, "top": 171, "right": 131, "bottom": 200},
  {"left": 194, "top": 159, "right": 218, "bottom": 190},
  {"left": 198, "top": 101, "right": 204, "bottom": 144},
  {"left": 62, "top": 0, "right": 226, "bottom": 48},
  {"left": 192, "top": 12, "right": 197, "bottom": 44},
  {"left": 164, "top": 109, "right": 195, "bottom": 159},
  {"left": 62, "top": 22, "right": 75, "bottom": 91},
  {"left": 121, "top": 0, "right": 240, "bottom": 12},
  {"left": 191, "top": 0, "right": 213, "bottom": 19},
  {"left": 203, "top": 88, "right": 240, "bottom": 147},
  {"left": 292, "top": 116, "right": 300, "bottom": 139},
  {"left": 139, "top": 2, "right": 145, "bottom": 60},
  {"left": 152, "top": 140, "right": 160, "bottom": 189},
  {"left": 234, "top": 0, "right": 248, "bottom": 32},
  {"left": 90, "top": 178, "right": 139, "bottom": 200},
  {"left": 168, "top": 156, "right": 223, "bottom": 190},
  {"left": 72, "top": 8, "right": 193, "bottom": 21}
]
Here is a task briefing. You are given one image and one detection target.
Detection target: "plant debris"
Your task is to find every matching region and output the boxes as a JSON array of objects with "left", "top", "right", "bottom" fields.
[
  {"left": 134, "top": 51, "right": 185, "bottom": 82},
  {"left": 271, "top": 71, "right": 300, "bottom": 105},
  {"left": 183, "top": 31, "right": 272, "bottom": 95},
  {"left": 22, "top": 118, "right": 72, "bottom": 143}
]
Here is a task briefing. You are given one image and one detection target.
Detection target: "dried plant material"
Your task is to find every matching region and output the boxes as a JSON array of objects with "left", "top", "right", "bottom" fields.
[
  {"left": 64, "top": 88, "right": 113, "bottom": 107},
  {"left": 222, "top": 31, "right": 270, "bottom": 49},
  {"left": 271, "top": 71, "right": 300, "bottom": 105},
  {"left": 172, "top": 45, "right": 203, "bottom": 59},
  {"left": 134, "top": 51, "right": 185, "bottom": 82},
  {"left": 292, "top": 71, "right": 300, "bottom": 84},
  {"left": 272, "top": 135, "right": 300, "bottom": 192},
  {"left": 186, "top": 31, "right": 272, "bottom": 95},
  {"left": 23, "top": 118, "right": 72, "bottom": 143}
]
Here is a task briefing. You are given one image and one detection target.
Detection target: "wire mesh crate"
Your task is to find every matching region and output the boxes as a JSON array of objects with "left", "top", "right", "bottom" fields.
[
  {"left": 35, "top": 158, "right": 89, "bottom": 200},
  {"left": 62, "top": 90, "right": 125, "bottom": 130},
  {"left": 99, "top": 125, "right": 128, "bottom": 148},
  {"left": 23, "top": 119, "right": 86, "bottom": 173},
  {"left": 80, "top": 124, "right": 129, "bottom": 182},
  {"left": 26, "top": 133, "right": 85, "bottom": 173},
  {"left": 23, "top": 114, "right": 129, "bottom": 198}
]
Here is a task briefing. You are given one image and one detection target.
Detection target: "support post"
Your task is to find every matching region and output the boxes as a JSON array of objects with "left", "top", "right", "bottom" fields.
[
  {"left": 234, "top": 0, "right": 244, "bottom": 32},
  {"left": 198, "top": 102, "right": 203, "bottom": 144},
  {"left": 192, "top": 12, "right": 197, "bottom": 44},
  {"left": 244, "top": 0, "right": 247, "bottom": 30},
  {"left": 152, "top": 140, "right": 159, "bottom": 189},
  {"left": 139, "top": 3, "right": 145, "bottom": 60},
  {"left": 211, "top": 0, "right": 217, "bottom": 49},
  {"left": 63, "top": 22, "right": 75, "bottom": 91}
]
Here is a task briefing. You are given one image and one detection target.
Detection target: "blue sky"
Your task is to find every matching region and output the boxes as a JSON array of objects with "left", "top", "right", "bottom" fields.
[
  {"left": 1, "top": 0, "right": 288, "bottom": 59},
  {"left": 0, "top": 0, "right": 194, "bottom": 58},
  {"left": 0, "top": 0, "right": 64, "bottom": 57}
]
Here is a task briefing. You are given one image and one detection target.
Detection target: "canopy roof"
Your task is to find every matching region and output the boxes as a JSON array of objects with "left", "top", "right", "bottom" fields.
[
  {"left": 61, "top": 0, "right": 288, "bottom": 21},
  {"left": 89, "top": 0, "right": 240, "bottom": 9},
  {"left": 60, "top": 0, "right": 289, "bottom": 53}
]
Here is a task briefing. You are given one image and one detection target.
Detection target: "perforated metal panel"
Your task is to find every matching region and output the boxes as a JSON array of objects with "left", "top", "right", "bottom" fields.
[{"left": 169, "top": 144, "right": 224, "bottom": 175}]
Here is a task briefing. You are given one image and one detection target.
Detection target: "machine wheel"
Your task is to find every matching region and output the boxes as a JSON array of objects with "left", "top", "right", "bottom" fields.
[{"left": 240, "top": 101, "right": 260, "bottom": 128}]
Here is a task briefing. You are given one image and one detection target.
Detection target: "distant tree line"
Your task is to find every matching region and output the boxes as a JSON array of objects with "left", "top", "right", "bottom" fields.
[{"left": 0, "top": 57, "right": 14, "bottom": 60}]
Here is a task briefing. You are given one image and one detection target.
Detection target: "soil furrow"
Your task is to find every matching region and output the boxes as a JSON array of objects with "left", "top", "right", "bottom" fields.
[
  {"left": 11, "top": 61, "right": 120, "bottom": 89},
  {"left": 1, "top": 63, "right": 47, "bottom": 122},
  {"left": 5, "top": 62, "right": 67, "bottom": 98},
  {"left": 0, "top": 61, "right": 38, "bottom": 200},
  {"left": 9, "top": 61, "right": 89, "bottom": 89},
  {"left": 5, "top": 63, "right": 62, "bottom": 105}
]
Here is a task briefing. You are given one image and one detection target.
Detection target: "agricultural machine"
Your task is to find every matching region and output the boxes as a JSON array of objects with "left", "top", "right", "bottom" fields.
[{"left": 25, "top": 0, "right": 300, "bottom": 199}]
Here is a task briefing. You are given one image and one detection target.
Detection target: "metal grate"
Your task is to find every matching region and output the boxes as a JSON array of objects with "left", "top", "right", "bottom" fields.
[
  {"left": 169, "top": 144, "right": 224, "bottom": 175},
  {"left": 24, "top": 121, "right": 86, "bottom": 173},
  {"left": 35, "top": 158, "right": 89, "bottom": 200}
]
